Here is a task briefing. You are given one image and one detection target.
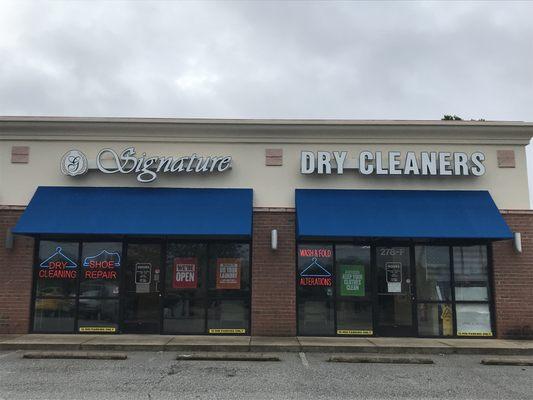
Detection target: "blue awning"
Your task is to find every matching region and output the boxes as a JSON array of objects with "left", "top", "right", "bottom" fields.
[
  {"left": 296, "top": 189, "right": 513, "bottom": 240},
  {"left": 13, "top": 186, "right": 253, "bottom": 237}
]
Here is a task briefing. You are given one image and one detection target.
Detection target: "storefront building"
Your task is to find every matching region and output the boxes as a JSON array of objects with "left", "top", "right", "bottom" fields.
[{"left": 1, "top": 117, "right": 532, "bottom": 338}]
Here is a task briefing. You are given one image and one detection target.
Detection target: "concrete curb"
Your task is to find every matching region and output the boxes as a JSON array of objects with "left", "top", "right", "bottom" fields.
[
  {"left": 176, "top": 353, "right": 281, "bottom": 361},
  {"left": 328, "top": 355, "right": 434, "bottom": 364},
  {"left": 1, "top": 344, "right": 530, "bottom": 355},
  {"left": 22, "top": 351, "right": 127, "bottom": 360},
  {"left": 481, "top": 358, "right": 533, "bottom": 366}
]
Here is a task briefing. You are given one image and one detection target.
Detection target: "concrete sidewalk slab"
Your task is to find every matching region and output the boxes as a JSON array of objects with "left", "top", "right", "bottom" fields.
[
  {"left": 0, "top": 334, "right": 98, "bottom": 351},
  {"left": 165, "top": 335, "right": 250, "bottom": 352},
  {"left": 250, "top": 337, "right": 300, "bottom": 352},
  {"left": 298, "top": 337, "right": 377, "bottom": 353},
  {"left": 437, "top": 338, "right": 533, "bottom": 355},
  {"left": 366, "top": 338, "right": 453, "bottom": 354},
  {"left": 81, "top": 335, "right": 174, "bottom": 351},
  {"left": 1, "top": 334, "right": 532, "bottom": 355}
]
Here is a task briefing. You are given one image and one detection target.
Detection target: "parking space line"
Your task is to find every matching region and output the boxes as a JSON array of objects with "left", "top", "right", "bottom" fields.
[{"left": 299, "top": 352, "right": 309, "bottom": 368}]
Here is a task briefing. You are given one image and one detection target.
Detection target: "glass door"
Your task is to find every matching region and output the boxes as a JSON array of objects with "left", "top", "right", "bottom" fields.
[
  {"left": 123, "top": 243, "right": 162, "bottom": 333},
  {"left": 375, "top": 246, "right": 415, "bottom": 336}
]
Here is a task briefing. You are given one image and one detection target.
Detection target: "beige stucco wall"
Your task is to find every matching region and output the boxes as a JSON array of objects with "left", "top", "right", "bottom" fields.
[{"left": 0, "top": 118, "right": 531, "bottom": 209}]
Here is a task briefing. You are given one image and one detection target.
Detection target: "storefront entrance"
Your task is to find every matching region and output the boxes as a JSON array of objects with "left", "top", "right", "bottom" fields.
[
  {"left": 123, "top": 243, "right": 162, "bottom": 333},
  {"left": 297, "top": 242, "right": 494, "bottom": 338},
  {"left": 375, "top": 246, "right": 414, "bottom": 337}
]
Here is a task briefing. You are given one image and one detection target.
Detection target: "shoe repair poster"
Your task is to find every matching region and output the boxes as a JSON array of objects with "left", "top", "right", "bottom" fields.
[
  {"left": 216, "top": 258, "right": 241, "bottom": 289},
  {"left": 339, "top": 265, "right": 365, "bottom": 296},
  {"left": 173, "top": 257, "right": 198, "bottom": 289}
]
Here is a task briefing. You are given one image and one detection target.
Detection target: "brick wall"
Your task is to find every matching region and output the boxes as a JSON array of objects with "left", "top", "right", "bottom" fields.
[
  {"left": 251, "top": 210, "right": 296, "bottom": 336},
  {"left": 493, "top": 211, "right": 533, "bottom": 339},
  {"left": 0, "top": 208, "right": 34, "bottom": 334}
]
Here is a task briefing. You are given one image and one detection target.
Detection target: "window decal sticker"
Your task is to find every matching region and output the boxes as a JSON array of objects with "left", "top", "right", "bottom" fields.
[
  {"left": 173, "top": 257, "right": 198, "bottom": 289},
  {"left": 216, "top": 258, "right": 241, "bottom": 289}
]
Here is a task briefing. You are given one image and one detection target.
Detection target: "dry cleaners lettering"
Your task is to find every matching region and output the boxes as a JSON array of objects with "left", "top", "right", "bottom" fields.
[
  {"left": 301, "top": 151, "right": 485, "bottom": 176},
  {"left": 61, "top": 148, "right": 232, "bottom": 182}
]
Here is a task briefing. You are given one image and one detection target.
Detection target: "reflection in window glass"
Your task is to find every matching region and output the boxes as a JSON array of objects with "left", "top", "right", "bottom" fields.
[
  {"left": 336, "top": 301, "right": 373, "bottom": 334},
  {"left": 163, "top": 295, "right": 206, "bottom": 334},
  {"left": 417, "top": 303, "right": 454, "bottom": 336},
  {"left": 207, "top": 299, "right": 249, "bottom": 333},
  {"left": 456, "top": 303, "right": 492, "bottom": 336},
  {"left": 415, "top": 246, "right": 451, "bottom": 301},
  {"left": 453, "top": 246, "right": 489, "bottom": 301},
  {"left": 78, "top": 299, "right": 119, "bottom": 332},
  {"left": 298, "top": 299, "right": 334, "bottom": 336},
  {"left": 80, "top": 242, "right": 122, "bottom": 298},
  {"left": 33, "top": 298, "right": 76, "bottom": 332},
  {"left": 208, "top": 243, "right": 250, "bottom": 291}
]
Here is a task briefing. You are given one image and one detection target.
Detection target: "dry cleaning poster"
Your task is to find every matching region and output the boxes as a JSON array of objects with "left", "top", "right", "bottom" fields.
[{"left": 216, "top": 258, "right": 241, "bottom": 289}]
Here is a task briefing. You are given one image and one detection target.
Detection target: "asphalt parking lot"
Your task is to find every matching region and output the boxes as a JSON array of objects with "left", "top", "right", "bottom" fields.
[{"left": 0, "top": 351, "right": 531, "bottom": 400}]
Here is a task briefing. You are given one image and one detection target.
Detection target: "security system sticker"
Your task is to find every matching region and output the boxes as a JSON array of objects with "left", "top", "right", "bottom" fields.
[{"left": 385, "top": 262, "right": 402, "bottom": 293}]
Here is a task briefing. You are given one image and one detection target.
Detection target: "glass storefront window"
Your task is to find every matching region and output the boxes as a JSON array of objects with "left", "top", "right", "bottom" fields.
[
  {"left": 415, "top": 246, "right": 451, "bottom": 301},
  {"left": 80, "top": 242, "right": 122, "bottom": 298},
  {"left": 33, "top": 298, "right": 76, "bottom": 332},
  {"left": 163, "top": 295, "right": 206, "bottom": 334},
  {"left": 453, "top": 246, "right": 489, "bottom": 301},
  {"left": 298, "top": 298, "right": 334, "bottom": 336},
  {"left": 78, "top": 298, "right": 119, "bottom": 332},
  {"left": 207, "top": 299, "right": 249, "bottom": 333},
  {"left": 417, "top": 303, "right": 454, "bottom": 337},
  {"left": 456, "top": 303, "right": 492, "bottom": 337},
  {"left": 336, "top": 301, "right": 373, "bottom": 335}
]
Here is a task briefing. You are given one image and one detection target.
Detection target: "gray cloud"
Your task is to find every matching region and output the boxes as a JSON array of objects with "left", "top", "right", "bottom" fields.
[{"left": 1, "top": 0, "right": 532, "bottom": 202}]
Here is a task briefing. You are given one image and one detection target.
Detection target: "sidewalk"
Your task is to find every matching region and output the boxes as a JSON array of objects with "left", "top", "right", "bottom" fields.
[{"left": 1, "top": 334, "right": 533, "bottom": 355}]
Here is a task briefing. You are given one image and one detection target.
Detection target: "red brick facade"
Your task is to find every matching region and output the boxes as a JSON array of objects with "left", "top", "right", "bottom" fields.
[
  {"left": 251, "top": 210, "right": 296, "bottom": 336},
  {"left": 1, "top": 207, "right": 532, "bottom": 338},
  {"left": 0, "top": 208, "right": 33, "bottom": 334},
  {"left": 493, "top": 211, "right": 533, "bottom": 339}
]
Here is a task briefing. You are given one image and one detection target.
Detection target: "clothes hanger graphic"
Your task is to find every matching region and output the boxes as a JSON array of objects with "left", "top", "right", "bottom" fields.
[
  {"left": 39, "top": 247, "right": 78, "bottom": 268},
  {"left": 300, "top": 257, "right": 331, "bottom": 277}
]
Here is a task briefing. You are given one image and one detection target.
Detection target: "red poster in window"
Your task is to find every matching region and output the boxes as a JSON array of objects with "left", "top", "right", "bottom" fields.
[
  {"left": 216, "top": 258, "right": 241, "bottom": 290},
  {"left": 172, "top": 258, "right": 198, "bottom": 289}
]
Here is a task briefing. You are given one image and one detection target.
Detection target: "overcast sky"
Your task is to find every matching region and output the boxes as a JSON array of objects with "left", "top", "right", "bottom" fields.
[{"left": 1, "top": 1, "right": 533, "bottom": 201}]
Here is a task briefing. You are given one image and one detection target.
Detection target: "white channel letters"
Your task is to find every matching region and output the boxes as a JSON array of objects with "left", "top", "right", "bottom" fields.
[{"left": 301, "top": 151, "right": 486, "bottom": 177}]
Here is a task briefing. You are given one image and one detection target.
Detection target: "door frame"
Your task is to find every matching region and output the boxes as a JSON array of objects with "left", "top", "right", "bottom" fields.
[
  {"left": 372, "top": 243, "right": 418, "bottom": 337},
  {"left": 121, "top": 238, "right": 165, "bottom": 334}
]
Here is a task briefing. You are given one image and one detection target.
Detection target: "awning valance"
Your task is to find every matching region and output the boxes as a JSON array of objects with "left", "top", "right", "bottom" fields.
[
  {"left": 296, "top": 189, "right": 513, "bottom": 240},
  {"left": 13, "top": 186, "right": 253, "bottom": 237}
]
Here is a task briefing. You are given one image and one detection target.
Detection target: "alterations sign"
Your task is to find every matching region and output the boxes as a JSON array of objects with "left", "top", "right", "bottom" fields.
[{"left": 299, "top": 247, "right": 333, "bottom": 286}]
